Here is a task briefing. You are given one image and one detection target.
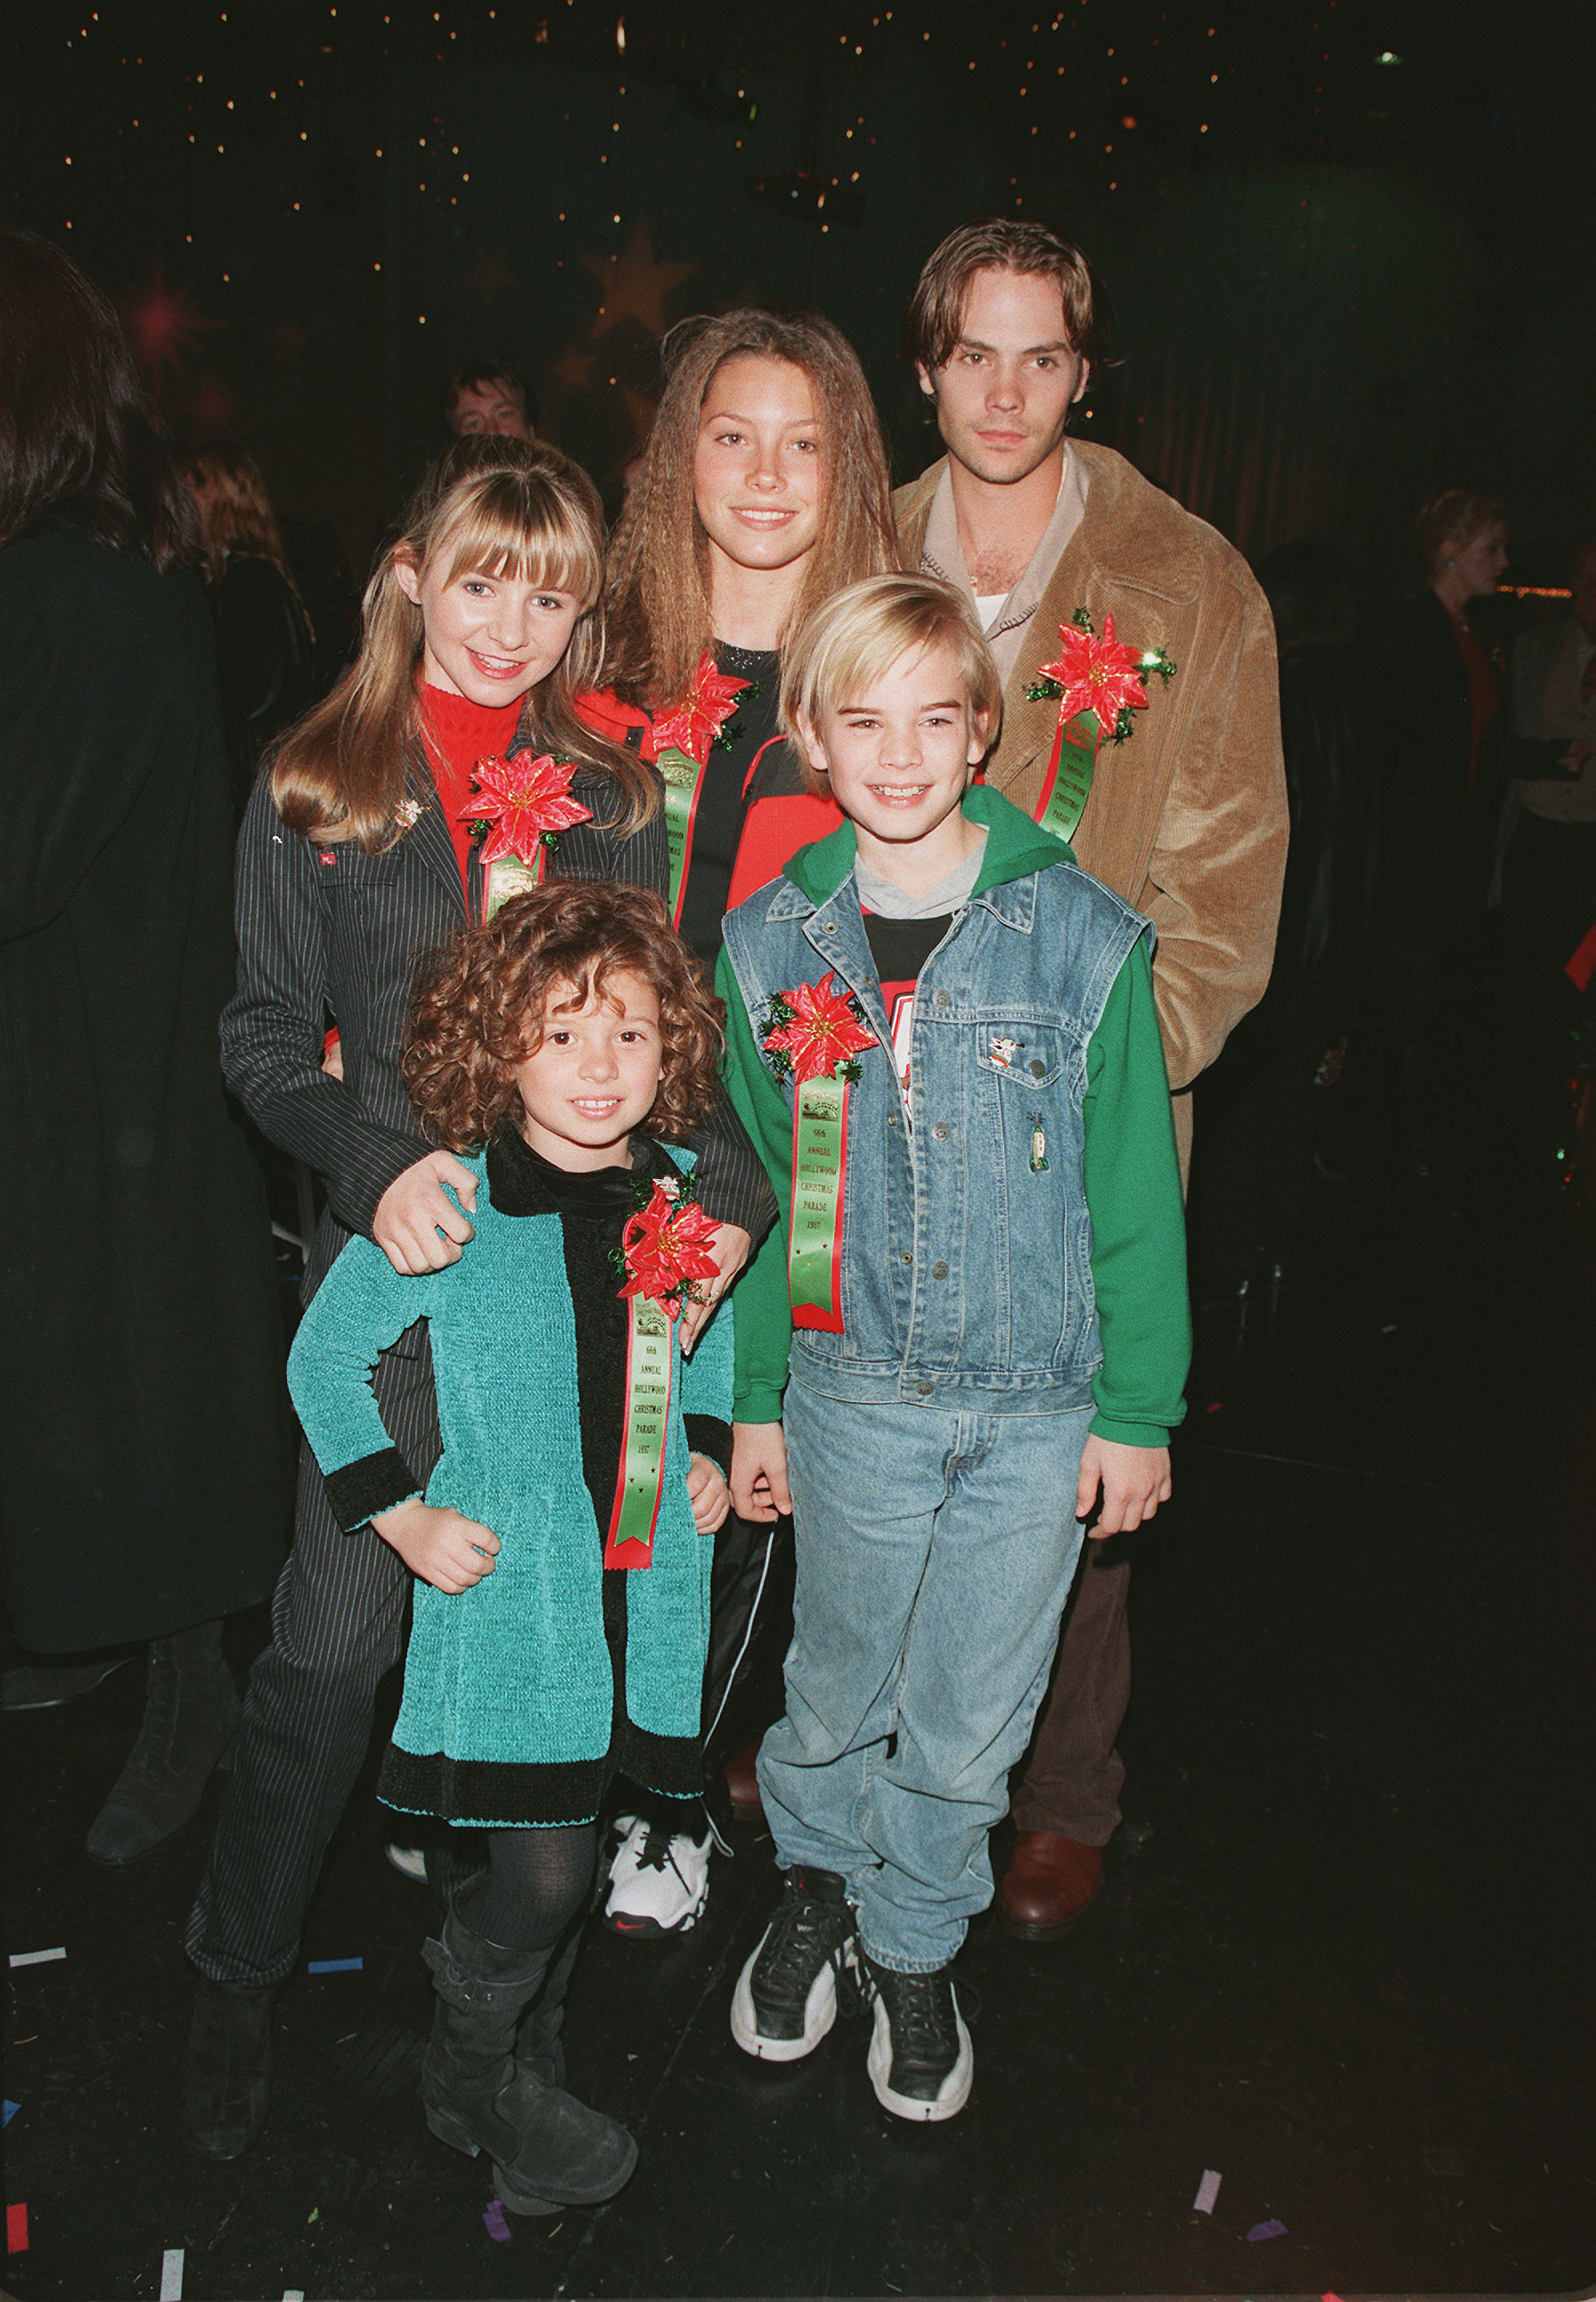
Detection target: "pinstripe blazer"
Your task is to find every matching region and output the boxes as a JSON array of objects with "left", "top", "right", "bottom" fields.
[{"left": 223, "top": 752, "right": 774, "bottom": 1294}]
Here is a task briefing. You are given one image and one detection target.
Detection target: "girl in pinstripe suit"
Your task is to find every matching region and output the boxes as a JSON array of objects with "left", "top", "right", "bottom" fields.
[{"left": 182, "top": 440, "right": 773, "bottom": 2162}]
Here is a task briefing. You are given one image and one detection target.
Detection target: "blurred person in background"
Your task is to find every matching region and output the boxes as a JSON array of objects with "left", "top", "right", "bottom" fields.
[
  {"left": 0, "top": 230, "right": 290, "bottom": 1858},
  {"left": 1191, "top": 542, "right": 1380, "bottom": 1322},
  {"left": 1379, "top": 488, "right": 1511, "bottom": 1178},
  {"left": 444, "top": 359, "right": 537, "bottom": 442},
  {"left": 182, "top": 442, "right": 316, "bottom": 819},
  {"left": 1502, "top": 536, "right": 1596, "bottom": 981}
]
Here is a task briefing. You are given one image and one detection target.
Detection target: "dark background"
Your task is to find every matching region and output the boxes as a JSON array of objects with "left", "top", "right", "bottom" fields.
[{"left": 7, "top": 0, "right": 1595, "bottom": 586}]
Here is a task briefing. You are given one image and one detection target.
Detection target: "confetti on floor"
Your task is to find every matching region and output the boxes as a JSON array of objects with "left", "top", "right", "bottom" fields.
[
  {"left": 7, "top": 2204, "right": 29, "bottom": 2255},
  {"left": 9, "top": 1947, "right": 66, "bottom": 1968},
  {"left": 307, "top": 1958, "right": 364, "bottom": 1974},
  {"left": 483, "top": 2200, "right": 512, "bottom": 2244},
  {"left": 1246, "top": 2218, "right": 1289, "bottom": 2241},
  {"left": 160, "top": 2248, "right": 185, "bottom": 2298},
  {"left": 1192, "top": 2168, "right": 1222, "bottom": 2214},
  {"left": 2, "top": 2102, "right": 18, "bottom": 2128}
]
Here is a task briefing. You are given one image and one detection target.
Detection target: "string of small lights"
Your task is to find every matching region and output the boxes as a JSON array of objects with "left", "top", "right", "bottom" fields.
[{"left": 13, "top": 0, "right": 1587, "bottom": 573}]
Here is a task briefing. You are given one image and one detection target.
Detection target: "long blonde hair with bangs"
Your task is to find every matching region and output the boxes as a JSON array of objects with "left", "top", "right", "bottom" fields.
[
  {"left": 601, "top": 307, "right": 897, "bottom": 711},
  {"left": 271, "top": 438, "right": 657, "bottom": 852}
]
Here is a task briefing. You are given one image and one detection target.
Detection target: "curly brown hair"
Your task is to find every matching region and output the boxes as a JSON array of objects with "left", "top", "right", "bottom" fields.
[{"left": 402, "top": 883, "right": 724, "bottom": 1153}]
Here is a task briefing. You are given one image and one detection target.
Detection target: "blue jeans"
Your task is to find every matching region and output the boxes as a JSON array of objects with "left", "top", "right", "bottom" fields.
[{"left": 757, "top": 1381, "right": 1093, "bottom": 1973}]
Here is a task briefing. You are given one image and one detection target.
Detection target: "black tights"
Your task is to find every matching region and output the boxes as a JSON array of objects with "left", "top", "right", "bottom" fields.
[{"left": 457, "top": 1823, "right": 598, "bottom": 1954}]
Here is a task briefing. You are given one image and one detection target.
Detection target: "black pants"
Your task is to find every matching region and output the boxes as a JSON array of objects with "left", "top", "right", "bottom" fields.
[
  {"left": 701, "top": 1506, "right": 786, "bottom": 1760},
  {"left": 185, "top": 1331, "right": 788, "bottom": 1984},
  {"left": 184, "top": 1329, "right": 442, "bottom": 1988}
]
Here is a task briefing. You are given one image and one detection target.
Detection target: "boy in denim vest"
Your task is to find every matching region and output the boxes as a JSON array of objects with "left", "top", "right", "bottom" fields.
[{"left": 716, "top": 574, "right": 1189, "bottom": 2122}]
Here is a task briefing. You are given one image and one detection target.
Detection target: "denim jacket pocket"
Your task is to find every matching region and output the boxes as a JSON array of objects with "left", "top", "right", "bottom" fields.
[{"left": 974, "top": 1024, "right": 1069, "bottom": 1091}]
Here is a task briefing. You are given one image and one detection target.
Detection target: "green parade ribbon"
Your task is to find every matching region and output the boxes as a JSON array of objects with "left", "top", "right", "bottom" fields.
[
  {"left": 1033, "top": 708, "right": 1102, "bottom": 846},
  {"left": 656, "top": 745, "right": 708, "bottom": 930},
  {"left": 482, "top": 848, "right": 546, "bottom": 922},
  {"left": 788, "top": 1074, "right": 851, "bottom": 1333},
  {"left": 602, "top": 1297, "right": 675, "bottom": 1569}
]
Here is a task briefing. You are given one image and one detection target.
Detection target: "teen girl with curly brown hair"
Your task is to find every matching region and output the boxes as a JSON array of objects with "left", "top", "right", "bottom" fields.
[
  {"left": 592, "top": 308, "right": 898, "bottom": 1930},
  {"left": 285, "top": 881, "right": 733, "bottom": 2214}
]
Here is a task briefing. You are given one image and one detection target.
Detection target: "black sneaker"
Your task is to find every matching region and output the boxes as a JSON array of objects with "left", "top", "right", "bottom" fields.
[
  {"left": 730, "top": 1867, "right": 860, "bottom": 2062},
  {"left": 863, "top": 1955, "right": 973, "bottom": 2122}
]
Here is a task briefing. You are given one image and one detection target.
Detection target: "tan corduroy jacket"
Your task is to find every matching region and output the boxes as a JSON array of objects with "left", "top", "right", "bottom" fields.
[{"left": 896, "top": 443, "right": 1289, "bottom": 1162}]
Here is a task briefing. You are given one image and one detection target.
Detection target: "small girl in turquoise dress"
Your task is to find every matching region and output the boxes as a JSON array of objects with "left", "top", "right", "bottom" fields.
[{"left": 285, "top": 880, "right": 733, "bottom": 2217}]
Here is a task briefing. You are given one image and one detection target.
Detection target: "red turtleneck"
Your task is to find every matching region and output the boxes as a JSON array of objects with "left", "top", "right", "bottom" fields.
[{"left": 417, "top": 682, "right": 526, "bottom": 889}]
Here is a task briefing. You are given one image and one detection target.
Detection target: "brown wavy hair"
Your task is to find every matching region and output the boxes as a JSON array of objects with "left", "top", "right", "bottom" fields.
[
  {"left": 0, "top": 229, "right": 202, "bottom": 569},
  {"left": 270, "top": 438, "right": 655, "bottom": 853},
  {"left": 600, "top": 307, "right": 896, "bottom": 710},
  {"left": 904, "top": 217, "right": 1114, "bottom": 375},
  {"left": 402, "top": 882, "right": 724, "bottom": 1153},
  {"left": 181, "top": 440, "right": 301, "bottom": 591}
]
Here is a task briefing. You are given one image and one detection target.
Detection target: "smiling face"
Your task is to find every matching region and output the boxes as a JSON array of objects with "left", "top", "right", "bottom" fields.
[
  {"left": 921, "top": 265, "right": 1088, "bottom": 489},
  {"left": 799, "top": 640, "right": 989, "bottom": 878},
  {"left": 691, "top": 353, "right": 826, "bottom": 584},
  {"left": 395, "top": 550, "right": 583, "bottom": 707},
  {"left": 503, "top": 971, "right": 664, "bottom": 1171}
]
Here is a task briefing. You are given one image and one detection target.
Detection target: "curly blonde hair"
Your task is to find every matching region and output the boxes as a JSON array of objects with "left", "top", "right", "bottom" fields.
[{"left": 402, "top": 883, "right": 724, "bottom": 1152}]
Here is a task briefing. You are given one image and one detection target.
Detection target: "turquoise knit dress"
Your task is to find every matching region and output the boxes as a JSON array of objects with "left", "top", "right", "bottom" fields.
[{"left": 285, "top": 1131, "right": 733, "bottom": 1828}]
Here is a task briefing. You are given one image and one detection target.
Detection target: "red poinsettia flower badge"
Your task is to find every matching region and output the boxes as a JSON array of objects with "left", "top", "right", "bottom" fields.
[
  {"left": 618, "top": 1180, "right": 721, "bottom": 1320},
  {"left": 462, "top": 754, "right": 593, "bottom": 867},
  {"left": 764, "top": 971, "right": 879, "bottom": 1087},
  {"left": 651, "top": 653, "right": 749, "bottom": 766},
  {"left": 1036, "top": 614, "right": 1150, "bottom": 732}
]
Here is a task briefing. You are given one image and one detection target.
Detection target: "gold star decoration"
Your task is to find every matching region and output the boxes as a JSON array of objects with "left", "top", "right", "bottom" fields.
[{"left": 579, "top": 217, "right": 697, "bottom": 340}]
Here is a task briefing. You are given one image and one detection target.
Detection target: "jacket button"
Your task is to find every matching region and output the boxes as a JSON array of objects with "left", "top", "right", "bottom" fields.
[
  {"left": 900, "top": 1251, "right": 913, "bottom": 1266},
  {"left": 1029, "top": 1059, "right": 1047, "bottom": 1078},
  {"left": 917, "top": 1380, "right": 934, "bottom": 1395},
  {"left": 931, "top": 1123, "right": 949, "bottom": 1141},
  {"left": 931, "top": 1260, "right": 948, "bottom": 1279},
  {"left": 933, "top": 988, "right": 950, "bottom": 1006},
  {"left": 823, "top": 922, "right": 838, "bottom": 934}
]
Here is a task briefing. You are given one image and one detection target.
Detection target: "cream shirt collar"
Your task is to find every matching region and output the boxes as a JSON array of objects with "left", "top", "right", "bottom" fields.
[{"left": 920, "top": 447, "right": 1090, "bottom": 684}]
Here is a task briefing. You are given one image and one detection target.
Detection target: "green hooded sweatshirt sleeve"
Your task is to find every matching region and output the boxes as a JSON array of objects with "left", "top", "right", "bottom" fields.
[{"left": 716, "top": 941, "right": 801, "bottom": 1424}]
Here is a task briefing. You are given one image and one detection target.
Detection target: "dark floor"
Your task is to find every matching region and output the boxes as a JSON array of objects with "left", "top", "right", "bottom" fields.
[{"left": 5, "top": 1012, "right": 1594, "bottom": 2302}]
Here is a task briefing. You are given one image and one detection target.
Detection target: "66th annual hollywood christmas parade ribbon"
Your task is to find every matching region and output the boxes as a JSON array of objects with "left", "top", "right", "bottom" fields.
[
  {"left": 603, "top": 1178, "right": 721, "bottom": 1570},
  {"left": 651, "top": 653, "right": 753, "bottom": 928},
  {"left": 760, "top": 972, "right": 878, "bottom": 1334},
  {"left": 459, "top": 753, "right": 593, "bottom": 920},
  {"left": 1026, "top": 609, "right": 1176, "bottom": 845}
]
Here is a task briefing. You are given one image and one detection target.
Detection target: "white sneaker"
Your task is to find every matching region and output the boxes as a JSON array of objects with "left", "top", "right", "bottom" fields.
[
  {"left": 384, "top": 1842, "right": 429, "bottom": 1882},
  {"left": 603, "top": 1818, "right": 712, "bottom": 1937}
]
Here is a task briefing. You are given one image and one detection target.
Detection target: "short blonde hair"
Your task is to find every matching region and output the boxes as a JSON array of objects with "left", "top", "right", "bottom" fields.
[
  {"left": 1417, "top": 487, "right": 1507, "bottom": 582},
  {"left": 780, "top": 573, "right": 1003, "bottom": 793}
]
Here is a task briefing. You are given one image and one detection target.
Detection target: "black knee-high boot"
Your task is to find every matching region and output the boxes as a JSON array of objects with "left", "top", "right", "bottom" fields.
[{"left": 422, "top": 1906, "right": 636, "bottom": 2215}]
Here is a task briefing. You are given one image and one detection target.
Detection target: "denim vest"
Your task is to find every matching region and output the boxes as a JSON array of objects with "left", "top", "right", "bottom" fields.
[{"left": 721, "top": 857, "right": 1151, "bottom": 1413}]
